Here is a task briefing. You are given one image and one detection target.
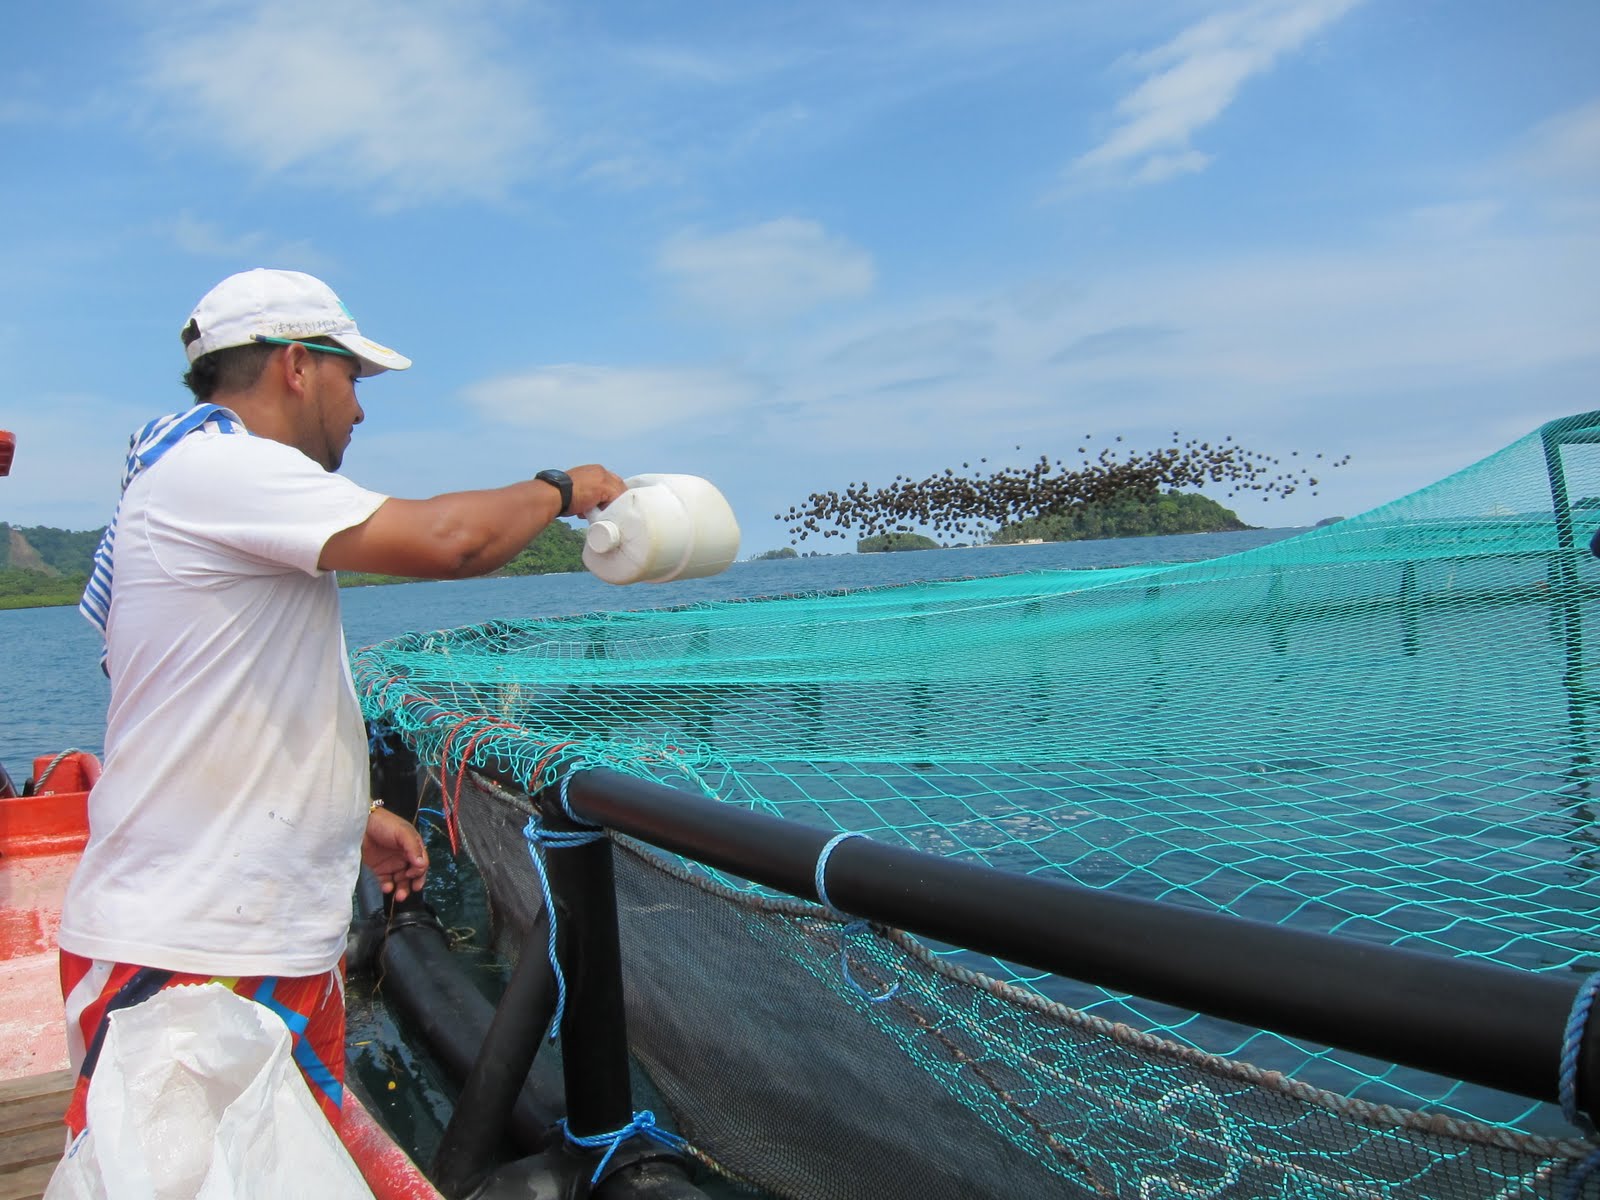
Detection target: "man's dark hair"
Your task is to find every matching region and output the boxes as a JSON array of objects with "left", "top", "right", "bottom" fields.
[
  {"left": 181, "top": 336, "right": 346, "bottom": 402},
  {"left": 182, "top": 343, "right": 277, "bottom": 401}
]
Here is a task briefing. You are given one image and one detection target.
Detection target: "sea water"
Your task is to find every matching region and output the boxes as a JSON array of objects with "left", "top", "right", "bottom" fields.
[{"left": 3, "top": 530, "right": 1300, "bottom": 770}]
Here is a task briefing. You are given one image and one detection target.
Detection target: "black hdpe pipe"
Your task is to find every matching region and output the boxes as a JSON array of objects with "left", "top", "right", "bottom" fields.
[
  {"left": 548, "top": 767, "right": 1600, "bottom": 1128},
  {"left": 541, "top": 800, "right": 635, "bottom": 1141},
  {"left": 355, "top": 730, "right": 566, "bottom": 1157},
  {"left": 351, "top": 869, "right": 565, "bottom": 1154},
  {"left": 363, "top": 733, "right": 710, "bottom": 1198},
  {"left": 429, "top": 902, "right": 558, "bottom": 1197},
  {"left": 465, "top": 796, "right": 710, "bottom": 1200}
]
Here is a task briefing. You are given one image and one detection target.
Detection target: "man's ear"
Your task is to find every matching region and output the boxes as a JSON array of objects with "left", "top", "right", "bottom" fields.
[{"left": 276, "top": 343, "right": 316, "bottom": 398}]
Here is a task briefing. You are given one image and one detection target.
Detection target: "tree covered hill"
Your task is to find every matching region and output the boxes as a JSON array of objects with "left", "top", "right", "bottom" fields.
[
  {"left": 858, "top": 533, "right": 940, "bottom": 553},
  {"left": 994, "top": 490, "right": 1252, "bottom": 543},
  {"left": 847, "top": 491, "right": 1253, "bottom": 553},
  {"left": 1, "top": 523, "right": 102, "bottom": 609},
  {"left": 1, "top": 523, "right": 104, "bottom": 575},
  {"left": 502, "top": 520, "right": 585, "bottom": 575}
]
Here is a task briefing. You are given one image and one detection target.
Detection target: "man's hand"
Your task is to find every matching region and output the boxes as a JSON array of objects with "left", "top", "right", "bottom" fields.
[
  {"left": 566, "top": 464, "right": 628, "bottom": 517},
  {"left": 363, "top": 807, "right": 429, "bottom": 902}
]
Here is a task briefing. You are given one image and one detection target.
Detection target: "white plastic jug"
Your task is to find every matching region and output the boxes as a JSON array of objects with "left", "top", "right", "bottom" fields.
[{"left": 582, "top": 473, "right": 741, "bottom": 585}]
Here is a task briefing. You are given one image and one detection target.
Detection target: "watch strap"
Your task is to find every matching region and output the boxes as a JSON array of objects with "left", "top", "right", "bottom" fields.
[{"left": 535, "top": 469, "right": 574, "bottom": 516}]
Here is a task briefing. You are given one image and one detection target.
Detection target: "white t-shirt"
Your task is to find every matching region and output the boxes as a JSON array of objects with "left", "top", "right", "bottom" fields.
[{"left": 59, "top": 429, "right": 389, "bottom": 977}]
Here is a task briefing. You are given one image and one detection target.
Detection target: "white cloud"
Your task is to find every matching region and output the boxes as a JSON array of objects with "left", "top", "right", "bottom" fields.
[
  {"left": 1392, "top": 201, "right": 1503, "bottom": 241},
  {"left": 1130, "top": 149, "right": 1213, "bottom": 185},
  {"left": 658, "top": 219, "right": 876, "bottom": 322},
  {"left": 1041, "top": 238, "right": 1599, "bottom": 391},
  {"left": 1070, "top": 0, "right": 1364, "bottom": 188},
  {"left": 1520, "top": 98, "right": 1600, "bottom": 184},
  {"left": 462, "top": 364, "right": 763, "bottom": 438},
  {"left": 577, "top": 155, "right": 677, "bottom": 193},
  {"left": 138, "top": 0, "right": 543, "bottom": 205},
  {"left": 167, "top": 212, "right": 327, "bottom": 267},
  {"left": 706, "top": 216, "right": 1600, "bottom": 533},
  {"left": 828, "top": 318, "right": 993, "bottom": 369},
  {"left": 170, "top": 213, "right": 267, "bottom": 258}
]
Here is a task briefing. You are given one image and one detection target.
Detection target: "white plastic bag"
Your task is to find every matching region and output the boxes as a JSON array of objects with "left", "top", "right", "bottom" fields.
[{"left": 46, "top": 983, "right": 374, "bottom": 1200}]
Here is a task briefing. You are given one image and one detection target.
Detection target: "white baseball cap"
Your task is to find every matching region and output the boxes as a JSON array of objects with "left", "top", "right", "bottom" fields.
[{"left": 182, "top": 268, "right": 411, "bottom": 377}]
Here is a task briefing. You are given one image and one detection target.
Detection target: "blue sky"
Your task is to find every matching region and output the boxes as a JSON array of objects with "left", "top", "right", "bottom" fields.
[{"left": 2, "top": 0, "right": 1597, "bottom": 555}]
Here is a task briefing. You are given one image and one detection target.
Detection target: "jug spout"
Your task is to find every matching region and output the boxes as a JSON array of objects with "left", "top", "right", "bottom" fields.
[{"left": 585, "top": 520, "right": 624, "bottom": 554}]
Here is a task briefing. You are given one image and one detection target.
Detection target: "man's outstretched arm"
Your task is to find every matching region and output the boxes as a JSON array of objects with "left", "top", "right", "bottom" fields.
[{"left": 319, "top": 464, "right": 626, "bottom": 579}]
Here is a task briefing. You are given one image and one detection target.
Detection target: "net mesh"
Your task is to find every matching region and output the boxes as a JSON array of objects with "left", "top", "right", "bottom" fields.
[{"left": 354, "top": 412, "right": 1600, "bottom": 1198}]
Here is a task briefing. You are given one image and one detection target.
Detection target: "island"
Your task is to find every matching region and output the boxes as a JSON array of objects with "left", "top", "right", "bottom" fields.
[{"left": 849, "top": 491, "right": 1256, "bottom": 553}]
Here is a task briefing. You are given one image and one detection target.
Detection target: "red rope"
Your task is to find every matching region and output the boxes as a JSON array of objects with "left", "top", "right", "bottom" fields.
[
  {"left": 531, "top": 741, "right": 577, "bottom": 787},
  {"left": 439, "top": 716, "right": 519, "bottom": 855}
]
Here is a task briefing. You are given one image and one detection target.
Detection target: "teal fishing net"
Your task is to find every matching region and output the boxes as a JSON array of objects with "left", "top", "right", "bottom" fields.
[{"left": 354, "top": 412, "right": 1600, "bottom": 1199}]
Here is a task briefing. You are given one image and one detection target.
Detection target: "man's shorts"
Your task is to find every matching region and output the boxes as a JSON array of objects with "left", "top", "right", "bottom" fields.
[{"left": 58, "top": 950, "right": 346, "bottom": 1136}]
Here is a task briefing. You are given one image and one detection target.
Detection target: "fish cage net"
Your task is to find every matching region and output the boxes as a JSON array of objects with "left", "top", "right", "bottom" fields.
[{"left": 354, "top": 413, "right": 1600, "bottom": 1198}]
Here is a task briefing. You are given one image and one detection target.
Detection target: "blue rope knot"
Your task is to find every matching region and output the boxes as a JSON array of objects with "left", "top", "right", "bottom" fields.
[
  {"left": 813, "top": 832, "right": 900, "bottom": 1004},
  {"left": 561, "top": 1110, "right": 688, "bottom": 1185},
  {"left": 366, "top": 723, "right": 396, "bottom": 758}
]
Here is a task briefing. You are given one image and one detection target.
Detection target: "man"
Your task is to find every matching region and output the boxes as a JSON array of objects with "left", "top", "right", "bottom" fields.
[{"left": 58, "top": 267, "right": 626, "bottom": 1134}]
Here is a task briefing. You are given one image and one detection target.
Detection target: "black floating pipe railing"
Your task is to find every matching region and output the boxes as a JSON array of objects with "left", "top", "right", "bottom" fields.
[
  {"left": 427, "top": 789, "right": 710, "bottom": 1200},
  {"left": 352, "top": 867, "right": 565, "bottom": 1151},
  {"left": 356, "top": 728, "right": 570, "bottom": 1166},
  {"left": 527, "top": 766, "right": 1600, "bottom": 1128},
  {"left": 539, "top": 797, "right": 710, "bottom": 1199},
  {"left": 540, "top": 801, "right": 637, "bottom": 1140},
  {"left": 363, "top": 728, "right": 712, "bottom": 1197},
  {"left": 429, "top": 904, "right": 561, "bottom": 1198}
]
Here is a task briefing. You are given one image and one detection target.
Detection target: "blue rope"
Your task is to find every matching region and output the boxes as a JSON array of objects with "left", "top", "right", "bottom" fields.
[
  {"left": 367, "top": 723, "right": 396, "bottom": 758},
  {"left": 812, "top": 831, "right": 861, "bottom": 910},
  {"left": 1560, "top": 972, "right": 1600, "bottom": 1200},
  {"left": 521, "top": 774, "right": 604, "bottom": 1040},
  {"left": 556, "top": 771, "right": 589, "bottom": 824},
  {"left": 813, "top": 832, "right": 900, "bottom": 1004},
  {"left": 561, "top": 1110, "right": 688, "bottom": 1185},
  {"left": 1560, "top": 972, "right": 1600, "bottom": 1135}
]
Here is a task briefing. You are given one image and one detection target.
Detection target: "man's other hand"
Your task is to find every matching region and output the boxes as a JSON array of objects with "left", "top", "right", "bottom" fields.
[{"left": 362, "top": 807, "right": 430, "bottom": 902}]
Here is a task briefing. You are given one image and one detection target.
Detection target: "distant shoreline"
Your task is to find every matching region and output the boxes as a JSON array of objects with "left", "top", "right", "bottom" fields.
[
  {"left": 0, "top": 593, "right": 80, "bottom": 612},
  {"left": 3, "top": 525, "right": 1311, "bottom": 611},
  {"left": 0, "top": 569, "right": 576, "bottom": 612},
  {"left": 946, "top": 538, "right": 1046, "bottom": 549}
]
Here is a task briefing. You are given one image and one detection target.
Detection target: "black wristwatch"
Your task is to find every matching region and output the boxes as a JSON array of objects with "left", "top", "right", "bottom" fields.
[{"left": 534, "top": 468, "right": 574, "bottom": 516}]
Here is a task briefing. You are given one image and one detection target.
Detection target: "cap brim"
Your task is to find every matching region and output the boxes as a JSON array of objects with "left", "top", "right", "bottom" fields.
[{"left": 331, "top": 333, "right": 412, "bottom": 377}]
